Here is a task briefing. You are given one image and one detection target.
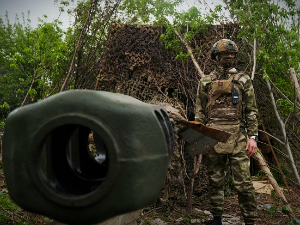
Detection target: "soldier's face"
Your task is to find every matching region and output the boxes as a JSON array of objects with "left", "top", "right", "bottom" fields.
[{"left": 219, "top": 52, "right": 235, "bottom": 68}]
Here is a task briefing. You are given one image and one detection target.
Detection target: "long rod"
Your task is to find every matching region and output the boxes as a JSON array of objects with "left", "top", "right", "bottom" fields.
[{"left": 261, "top": 123, "right": 289, "bottom": 189}]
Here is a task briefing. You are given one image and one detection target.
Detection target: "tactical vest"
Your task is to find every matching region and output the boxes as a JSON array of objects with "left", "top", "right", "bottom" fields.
[{"left": 206, "top": 72, "right": 244, "bottom": 154}]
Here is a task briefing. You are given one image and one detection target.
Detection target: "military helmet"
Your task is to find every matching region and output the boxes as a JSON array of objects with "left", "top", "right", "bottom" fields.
[{"left": 211, "top": 39, "right": 238, "bottom": 60}]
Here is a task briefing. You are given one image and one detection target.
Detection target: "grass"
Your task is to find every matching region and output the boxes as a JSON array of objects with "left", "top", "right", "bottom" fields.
[{"left": 0, "top": 159, "right": 51, "bottom": 225}]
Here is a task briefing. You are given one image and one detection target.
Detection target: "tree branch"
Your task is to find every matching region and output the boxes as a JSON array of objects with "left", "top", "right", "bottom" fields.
[
  {"left": 174, "top": 29, "right": 205, "bottom": 78},
  {"left": 266, "top": 78, "right": 300, "bottom": 186},
  {"left": 290, "top": 67, "right": 300, "bottom": 103},
  {"left": 60, "top": 0, "right": 94, "bottom": 92},
  {"left": 251, "top": 37, "right": 256, "bottom": 80},
  {"left": 254, "top": 151, "right": 295, "bottom": 221}
]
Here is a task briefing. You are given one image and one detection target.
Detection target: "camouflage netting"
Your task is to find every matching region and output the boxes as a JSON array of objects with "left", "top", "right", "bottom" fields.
[
  {"left": 99, "top": 22, "right": 252, "bottom": 118},
  {"left": 98, "top": 23, "right": 300, "bottom": 206}
]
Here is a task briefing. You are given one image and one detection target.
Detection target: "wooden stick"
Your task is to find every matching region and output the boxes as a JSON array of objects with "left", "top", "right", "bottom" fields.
[
  {"left": 254, "top": 151, "right": 295, "bottom": 221},
  {"left": 187, "top": 154, "right": 203, "bottom": 214},
  {"left": 261, "top": 123, "right": 289, "bottom": 189},
  {"left": 174, "top": 29, "right": 205, "bottom": 78}
]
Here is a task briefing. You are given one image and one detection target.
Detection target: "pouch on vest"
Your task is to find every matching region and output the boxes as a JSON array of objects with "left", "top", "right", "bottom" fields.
[
  {"left": 210, "top": 78, "right": 233, "bottom": 96},
  {"left": 207, "top": 123, "right": 239, "bottom": 154}
]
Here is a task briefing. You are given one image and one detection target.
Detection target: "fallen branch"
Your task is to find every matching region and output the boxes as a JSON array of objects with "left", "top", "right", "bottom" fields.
[
  {"left": 254, "top": 151, "right": 295, "bottom": 221},
  {"left": 187, "top": 154, "right": 202, "bottom": 214}
]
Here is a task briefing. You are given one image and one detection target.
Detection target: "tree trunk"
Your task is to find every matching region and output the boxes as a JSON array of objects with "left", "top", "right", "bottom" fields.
[
  {"left": 266, "top": 78, "right": 300, "bottom": 186},
  {"left": 290, "top": 67, "right": 300, "bottom": 102}
]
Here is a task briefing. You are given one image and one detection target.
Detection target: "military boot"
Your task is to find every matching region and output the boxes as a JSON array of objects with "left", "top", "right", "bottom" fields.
[{"left": 206, "top": 216, "right": 222, "bottom": 225}]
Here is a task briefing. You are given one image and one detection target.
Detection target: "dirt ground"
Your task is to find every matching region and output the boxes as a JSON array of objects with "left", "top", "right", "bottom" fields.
[
  {"left": 0, "top": 179, "right": 300, "bottom": 225},
  {"left": 138, "top": 185, "right": 300, "bottom": 225},
  {"left": 0, "top": 151, "right": 299, "bottom": 225}
]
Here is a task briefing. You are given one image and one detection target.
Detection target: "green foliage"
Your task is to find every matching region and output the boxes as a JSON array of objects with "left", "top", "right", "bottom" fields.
[
  {"left": 44, "top": 217, "right": 52, "bottom": 222},
  {"left": 0, "top": 102, "right": 10, "bottom": 110},
  {"left": 183, "top": 214, "right": 192, "bottom": 222},
  {"left": 270, "top": 165, "right": 289, "bottom": 186},
  {"left": 163, "top": 217, "right": 171, "bottom": 222},
  {"left": 256, "top": 170, "right": 266, "bottom": 180},
  {"left": 28, "top": 89, "right": 37, "bottom": 101},
  {"left": 0, "top": 12, "right": 69, "bottom": 109},
  {"left": 159, "top": 4, "right": 221, "bottom": 59},
  {"left": 265, "top": 204, "right": 280, "bottom": 217},
  {"left": 282, "top": 205, "right": 290, "bottom": 215},
  {"left": 0, "top": 191, "right": 50, "bottom": 224},
  {"left": 175, "top": 52, "right": 191, "bottom": 61},
  {"left": 287, "top": 219, "right": 300, "bottom": 224},
  {"left": 142, "top": 219, "right": 151, "bottom": 225},
  {"left": 160, "top": 25, "right": 180, "bottom": 52},
  {"left": 0, "top": 192, "right": 20, "bottom": 211},
  {"left": 119, "top": 0, "right": 183, "bottom": 24},
  {"left": 225, "top": 0, "right": 300, "bottom": 105},
  {"left": 0, "top": 102, "right": 10, "bottom": 122},
  {"left": 276, "top": 99, "right": 294, "bottom": 116},
  {"left": 270, "top": 190, "right": 280, "bottom": 202},
  {"left": 0, "top": 192, "right": 22, "bottom": 223}
]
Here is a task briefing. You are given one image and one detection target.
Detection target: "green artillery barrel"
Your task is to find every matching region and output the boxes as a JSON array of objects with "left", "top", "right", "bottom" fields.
[{"left": 3, "top": 90, "right": 173, "bottom": 225}]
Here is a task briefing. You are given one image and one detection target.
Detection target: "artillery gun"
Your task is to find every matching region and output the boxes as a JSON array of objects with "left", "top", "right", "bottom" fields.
[
  {"left": 3, "top": 90, "right": 173, "bottom": 225},
  {"left": 2, "top": 90, "right": 229, "bottom": 224}
]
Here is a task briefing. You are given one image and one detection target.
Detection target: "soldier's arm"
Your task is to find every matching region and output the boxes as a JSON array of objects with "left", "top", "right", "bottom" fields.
[
  {"left": 195, "top": 79, "right": 208, "bottom": 123},
  {"left": 242, "top": 75, "right": 259, "bottom": 137}
]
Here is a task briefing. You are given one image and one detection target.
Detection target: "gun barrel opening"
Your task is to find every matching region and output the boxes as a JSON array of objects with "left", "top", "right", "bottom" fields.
[{"left": 38, "top": 124, "right": 109, "bottom": 196}]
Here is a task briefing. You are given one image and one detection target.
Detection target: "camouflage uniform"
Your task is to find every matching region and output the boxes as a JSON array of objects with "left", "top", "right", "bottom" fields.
[{"left": 195, "top": 67, "right": 258, "bottom": 224}]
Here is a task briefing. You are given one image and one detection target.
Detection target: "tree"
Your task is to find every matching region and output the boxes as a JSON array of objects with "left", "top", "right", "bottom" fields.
[
  {"left": 224, "top": 0, "right": 300, "bottom": 98},
  {"left": 119, "top": 0, "right": 183, "bottom": 24},
  {"left": 222, "top": 0, "right": 300, "bottom": 186},
  {"left": 60, "top": 0, "right": 122, "bottom": 91},
  {"left": 0, "top": 12, "right": 69, "bottom": 111}
]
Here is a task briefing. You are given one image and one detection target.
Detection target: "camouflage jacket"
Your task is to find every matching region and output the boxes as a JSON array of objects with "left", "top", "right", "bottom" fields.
[{"left": 195, "top": 68, "right": 258, "bottom": 137}]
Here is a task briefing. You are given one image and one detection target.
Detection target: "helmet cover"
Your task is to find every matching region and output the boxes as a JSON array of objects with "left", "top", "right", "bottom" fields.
[{"left": 211, "top": 39, "right": 238, "bottom": 60}]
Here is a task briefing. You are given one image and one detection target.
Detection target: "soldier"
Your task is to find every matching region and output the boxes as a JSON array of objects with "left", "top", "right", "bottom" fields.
[{"left": 195, "top": 39, "right": 258, "bottom": 225}]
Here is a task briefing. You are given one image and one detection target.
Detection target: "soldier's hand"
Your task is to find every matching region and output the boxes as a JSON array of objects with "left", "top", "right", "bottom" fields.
[{"left": 246, "top": 138, "right": 257, "bottom": 157}]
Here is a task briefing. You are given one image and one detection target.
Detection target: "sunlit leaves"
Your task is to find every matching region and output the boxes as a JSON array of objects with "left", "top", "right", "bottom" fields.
[
  {"left": 0, "top": 102, "right": 10, "bottom": 123},
  {"left": 175, "top": 51, "right": 191, "bottom": 61},
  {"left": 119, "top": 0, "right": 183, "bottom": 24},
  {"left": 159, "top": 3, "right": 220, "bottom": 57},
  {"left": 28, "top": 88, "right": 37, "bottom": 101}
]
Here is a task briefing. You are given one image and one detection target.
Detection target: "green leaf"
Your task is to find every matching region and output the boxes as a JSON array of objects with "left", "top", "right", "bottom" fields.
[{"left": 282, "top": 205, "right": 289, "bottom": 214}]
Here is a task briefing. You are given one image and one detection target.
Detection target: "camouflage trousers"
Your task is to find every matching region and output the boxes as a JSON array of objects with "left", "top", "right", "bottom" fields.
[{"left": 205, "top": 131, "right": 257, "bottom": 224}]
